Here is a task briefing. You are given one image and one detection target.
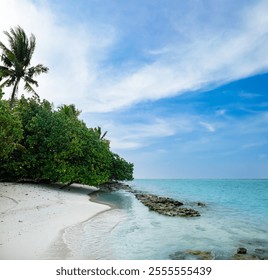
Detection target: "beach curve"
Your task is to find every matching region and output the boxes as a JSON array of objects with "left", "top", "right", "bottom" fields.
[{"left": 0, "top": 182, "right": 110, "bottom": 259}]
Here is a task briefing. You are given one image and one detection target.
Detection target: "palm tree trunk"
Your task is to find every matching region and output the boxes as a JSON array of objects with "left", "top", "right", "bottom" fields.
[{"left": 10, "top": 78, "right": 20, "bottom": 108}]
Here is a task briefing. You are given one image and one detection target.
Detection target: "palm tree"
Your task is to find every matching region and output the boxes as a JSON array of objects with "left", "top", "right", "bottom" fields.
[
  {"left": 59, "top": 104, "right": 81, "bottom": 118},
  {"left": 93, "top": 126, "right": 108, "bottom": 140},
  {"left": 0, "top": 26, "right": 48, "bottom": 107}
]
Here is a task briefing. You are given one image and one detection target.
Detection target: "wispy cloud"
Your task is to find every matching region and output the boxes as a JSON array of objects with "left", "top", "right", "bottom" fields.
[
  {"left": 96, "top": 117, "right": 177, "bottom": 150},
  {"left": 87, "top": 111, "right": 221, "bottom": 151},
  {"left": 242, "top": 142, "right": 268, "bottom": 150},
  {"left": 1, "top": 0, "right": 268, "bottom": 113},
  {"left": 81, "top": 0, "right": 268, "bottom": 112},
  {"left": 199, "top": 122, "right": 216, "bottom": 132},
  {"left": 215, "top": 109, "right": 227, "bottom": 117},
  {"left": 1, "top": 0, "right": 267, "bottom": 178},
  {"left": 0, "top": 0, "right": 116, "bottom": 105},
  {"left": 239, "top": 92, "right": 263, "bottom": 99}
]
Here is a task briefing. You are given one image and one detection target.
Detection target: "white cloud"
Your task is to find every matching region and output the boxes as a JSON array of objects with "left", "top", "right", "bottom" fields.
[
  {"left": 215, "top": 109, "right": 227, "bottom": 116},
  {"left": 1, "top": 0, "right": 268, "bottom": 114},
  {"left": 82, "top": 0, "right": 268, "bottom": 112},
  {"left": 0, "top": 0, "right": 116, "bottom": 104},
  {"left": 199, "top": 122, "right": 216, "bottom": 132},
  {"left": 239, "top": 92, "right": 262, "bottom": 99},
  {"left": 88, "top": 113, "right": 216, "bottom": 151},
  {"left": 102, "top": 118, "right": 177, "bottom": 150}
]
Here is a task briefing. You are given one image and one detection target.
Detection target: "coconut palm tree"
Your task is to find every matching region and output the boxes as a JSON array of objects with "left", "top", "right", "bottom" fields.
[
  {"left": 0, "top": 26, "right": 48, "bottom": 107},
  {"left": 93, "top": 126, "right": 108, "bottom": 140}
]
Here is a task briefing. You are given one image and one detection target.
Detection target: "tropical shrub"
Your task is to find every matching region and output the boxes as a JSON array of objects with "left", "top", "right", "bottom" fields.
[{"left": 0, "top": 97, "right": 134, "bottom": 185}]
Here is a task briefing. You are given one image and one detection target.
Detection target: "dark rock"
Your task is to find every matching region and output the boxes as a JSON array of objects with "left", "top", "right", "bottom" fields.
[
  {"left": 197, "top": 202, "right": 206, "bottom": 207},
  {"left": 233, "top": 253, "right": 259, "bottom": 260},
  {"left": 254, "top": 249, "right": 268, "bottom": 260},
  {"left": 134, "top": 193, "right": 200, "bottom": 217},
  {"left": 254, "top": 248, "right": 265, "bottom": 254},
  {"left": 237, "top": 247, "right": 247, "bottom": 254},
  {"left": 232, "top": 247, "right": 266, "bottom": 260},
  {"left": 97, "top": 182, "right": 202, "bottom": 217},
  {"left": 170, "top": 250, "right": 214, "bottom": 260}
]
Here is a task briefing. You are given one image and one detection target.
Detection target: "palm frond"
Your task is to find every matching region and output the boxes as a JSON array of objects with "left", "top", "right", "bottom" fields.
[
  {"left": 100, "top": 131, "right": 108, "bottom": 140},
  {"left": 27, "top": 64, "right": 49, "bottom": 77},
  {"left": 0, "top": 40, "right": 22, "bottom": 72},
  {"left": 0, "top": 26, "right": 48, "bottom": 103},
  {"left": 3, "top": 30, "right": 14, "bottom": 51},
  {"left": 4, "top": 26, "right": 32, "bottom": 67},
  {"left": 0, "top": 78, "right": 12, "bottom": 89},
  {"left": 0, "top": 66, "right": 13, "bottom": 78},
  {"left": 24, "top": 80, "right": 37, "bottom": 94},
  {"left": 27, "top": 34, "right": 36, "bottom": 65},
  {"left": 0, "top": 41, "right": 11, "bottom": 54},
  {"left": 0, "top": 65, "right": 16, "bottom": 87},
  {"left": 24, "top": 75, "right": 38, "bottom": 87},
  {"left": 1, "top": 54, "right": 13, "bottom": 68},
  {"left": 0, "top": 43, "right": 15, "bottom": 67}
]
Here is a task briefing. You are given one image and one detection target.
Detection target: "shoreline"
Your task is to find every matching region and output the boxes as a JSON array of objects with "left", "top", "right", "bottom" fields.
[
  {"left": 0, "top": 182, "right": 111, "bottom": 259},
  {"left": 1, "top": 180, "right": 267, "bottom": 260},
  {"left": 47, "top": 192, "right": 120, "bottom": 260}
]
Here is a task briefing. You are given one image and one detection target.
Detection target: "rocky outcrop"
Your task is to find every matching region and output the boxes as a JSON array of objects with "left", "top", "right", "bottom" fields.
[
  {"left": 134, "top": 193, "right": 200, "bottom": 217},
  {"left": 254, "top": 248, "right": 268, "bottom": 260},
  {"left": 170, "top": 250, "right": 214, "bottom": 260},
  {"left": 171, "top": 247, "right": 268, "bottom": 260},
  {"left": 98, "top": 182, "right": 201, "bottom": 217},
  {"left": 237, "top": 247, "right": 247, "bottom": 254},
  {"left": 233, "top": 247, "right": 268, "bottom": 260}
]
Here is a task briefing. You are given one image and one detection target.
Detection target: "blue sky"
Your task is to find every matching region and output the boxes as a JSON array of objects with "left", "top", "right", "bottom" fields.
[{"left": 1, "top": 0, "right": 268, "bottom": 178}]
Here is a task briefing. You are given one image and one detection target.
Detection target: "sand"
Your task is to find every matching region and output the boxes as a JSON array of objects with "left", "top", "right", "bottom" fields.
[{"left": 0, "top": 182, "right": 110, "bottom": 259}]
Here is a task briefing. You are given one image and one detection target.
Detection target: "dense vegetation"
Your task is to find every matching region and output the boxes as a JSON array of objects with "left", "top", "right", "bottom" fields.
[
  {"left": 0, "top": 26, "right": 134, "bottom": 185},
  {"left": 0, "top": 94, "right": 134, "bottom": 185}
]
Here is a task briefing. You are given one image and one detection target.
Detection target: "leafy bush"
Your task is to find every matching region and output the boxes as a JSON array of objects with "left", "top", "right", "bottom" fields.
[
  {"left": 110, "top": 153, "right": 134, "bottom": 181},
  {"left": 0, "top": 96, "right": 134, "bottom": 185},
  {"left": 0, "top": 98, "right": 23, "bottom": 160}
]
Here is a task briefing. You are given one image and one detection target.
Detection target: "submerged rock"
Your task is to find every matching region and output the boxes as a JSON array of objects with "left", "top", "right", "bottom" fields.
[
  {"left": 254, "top": 249, "right": 268, "bottom": 260},
  {"left": 170, "top": 250, "right": 214, "bottom": 260},
  {"left": 197, "top": 202, "right": 206, "bottom": 207},
  {"left": 233, "top": 253, "right": 259, "bottom": 260},
  {"left": 97, "top": 183, "right": 202, "bottom": 217},
  {"left": 255, "top": 248, "right": 266, "bottom": 254},
  {"left": 135, "top": 193, "right": 200, "bottom": 217},
  {"left": 237, "top": 247, "right": 247, "bottom": 254},
  {"left": 232, "top": 247, "right": 268, "bottom": 260}
]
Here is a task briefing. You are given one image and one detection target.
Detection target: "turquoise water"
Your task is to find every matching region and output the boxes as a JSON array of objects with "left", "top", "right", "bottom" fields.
[
  {"left": 132, "top": 179, "right": 268, "bottom": 226},
  {"left": 64, "top": 179, "right": 268, "bottom": 259}
]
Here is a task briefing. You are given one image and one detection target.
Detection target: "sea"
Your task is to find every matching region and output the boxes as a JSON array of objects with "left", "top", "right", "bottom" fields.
[{"left": 63, "top": 179, "right": 268, "bottom": 260}]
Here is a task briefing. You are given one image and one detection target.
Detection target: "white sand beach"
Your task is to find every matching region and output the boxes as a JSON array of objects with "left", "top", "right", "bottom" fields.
[{"left": 0, "top": 182, "right": 110, "bottom": 259}]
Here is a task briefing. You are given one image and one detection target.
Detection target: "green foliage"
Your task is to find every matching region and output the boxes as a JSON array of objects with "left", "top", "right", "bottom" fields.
[
  {"left": 0, "top": 26, "right": 49, "bottom": 106},
  {"left": 0, "top": 97, "right": 134, "bottom": 185},
  {"left": 110, "top": 153, "right": 134, "bottom": 181},
  {"left": 0, "top": 88, "right": 4, "bottom": 99},
  {"left": 0, "top": 98, "right": 23, "bottom": 161},
  {"left": 0, "top": 26, "right": 133, "bottom": 185}
]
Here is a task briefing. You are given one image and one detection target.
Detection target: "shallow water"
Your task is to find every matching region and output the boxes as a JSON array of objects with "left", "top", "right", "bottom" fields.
[{"left": 63, "top": 179, "right": 268, "bottom": 259}]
